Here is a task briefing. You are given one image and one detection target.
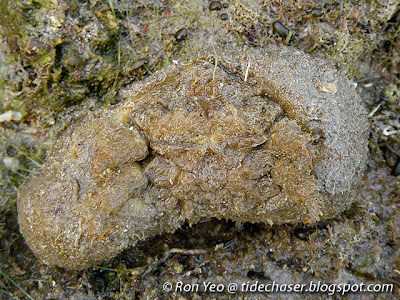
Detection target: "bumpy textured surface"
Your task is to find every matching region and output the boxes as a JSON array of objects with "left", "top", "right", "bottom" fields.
[{"left": 17, "top": 46, "right": 368, "bottom": 270}]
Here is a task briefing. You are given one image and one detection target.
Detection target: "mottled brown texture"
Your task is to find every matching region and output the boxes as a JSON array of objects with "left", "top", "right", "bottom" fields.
[{"left": 17, "top": 45, "right": 368, "bottom": 269}]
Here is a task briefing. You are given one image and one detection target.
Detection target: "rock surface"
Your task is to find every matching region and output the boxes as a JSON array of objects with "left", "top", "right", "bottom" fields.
[{"left": 17, "top": 45, "right": 368, "bottom": 270}]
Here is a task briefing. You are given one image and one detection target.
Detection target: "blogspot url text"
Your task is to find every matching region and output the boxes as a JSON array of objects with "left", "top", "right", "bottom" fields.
[{"left": 162, "top": 280, "right": 393, "bottom": 295}]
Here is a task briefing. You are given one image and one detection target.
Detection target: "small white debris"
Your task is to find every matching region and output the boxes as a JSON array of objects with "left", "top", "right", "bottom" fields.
[
  {"left": 368, "top": 103, "right": 382, "bottom": 118},
  {"left": 364, "top": 83, "right": 373, "bottom": 88},
  {"left": 244, "top": 60, "right": 251, "bottom": 82},
  {"left": 383, "top": 126, "right": 398, "bottom": 136},
  {"left": 319, "top": 82, "right": 337, "bottom": 94},
  {"left": 0, "top": 111, "right": 22, "bottom": 123},
  {"left": 3, "top": 156, "right": 20, "bottom": 173}
]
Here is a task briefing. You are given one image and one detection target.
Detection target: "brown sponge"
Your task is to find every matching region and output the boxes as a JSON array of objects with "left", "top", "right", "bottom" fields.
[{"left": 17, "top": 45, "right": 368, "bottom": 270}]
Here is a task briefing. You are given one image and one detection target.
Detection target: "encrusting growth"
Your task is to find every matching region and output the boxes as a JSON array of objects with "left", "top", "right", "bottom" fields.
[{"left": 17, "top": 45, "right": 368, "bottom": 270}]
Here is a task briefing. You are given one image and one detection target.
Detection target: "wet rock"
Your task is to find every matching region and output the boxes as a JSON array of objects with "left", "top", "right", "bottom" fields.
[
  {"left": 391, "top": 159, "right": 400, "bottom": 176},
  {"left": 311, "top": 8, "right": 323, "bottom": 17},
  {"left": 174, "top": 28, "right": 188, "bottom": 41},
  {"left": 273, "top": 21, "right": 289, "bottom": 39},
  {"left": 209, "top": 1, "right": 222, "bottom": 11},
  {"left": 17, "top": 45, "right": 369, "bottom": 270}
]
